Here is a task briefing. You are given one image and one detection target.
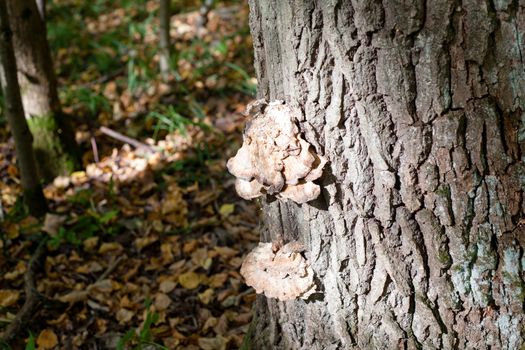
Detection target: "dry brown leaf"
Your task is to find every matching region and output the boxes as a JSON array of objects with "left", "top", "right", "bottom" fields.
[
  {"left": 0, "top": 289, "right": 19, "bottom": 307},
  {"left": 37, "top": 329, "right": 58, "bottom": 349},
  {"left": 4, "top": 261, "right": 26, "bottom": 280},
  {"left": 208, "top": 273, "right": 228, "bottom": 288},
  {"left": 57, "top": 290, "right": 89, "bottom": 303},
  {"left": 154, "top": 293, "right": 172, "bottom": 311},
  {"left": 214, "top": 246, "right": 238, "bottom": 258},
  {"left": 135, "top": 235, "right": 158, "bottom": 250},
  {"left": 83, "top": 236, "right": 99, "bottom": 251},
  {"left": 98, "top": 242, "right": 123, "bottom": 254},
  {"left": 160, "top": 242, "right": 174, "bottom": 262},
  {"left": 178, "top": 271, "right": 201, "bottom": 289},
  {"left": 159, "top": 280, "right": 177, "bottom": 294},
  {"left": 183, "top": 240, "right": 199, "bottom": 254},
  {"left": 5, "top": 223, "right": 19, "bottom": 239},
  {"left": 198, "top": 335, "right": 229, "bottom": 350},
  {"left": 42, "top": 213, "right": 67, "bottom": 236},
  {"left": 202, "top": 317, "right": 218, "bottom": 332},
  {"left": 76, "top": 261, "right": 104, "bottom": 274},
  {"left": 198, "top": 288, "right": 214, "bottom": 305},
  {"left": 191, "top": 247, "right": 209, "bottom": 268},
  {"left": 116, "top": 308, "right": 134, "bottom": 323}
]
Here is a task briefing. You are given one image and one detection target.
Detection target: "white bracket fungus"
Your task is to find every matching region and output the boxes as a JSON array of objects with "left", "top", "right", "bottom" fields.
[
  {"left": 240, "top": 240, "right": 316, "bottom": 301},
  {"left": 227, "top": 100, "right": 327, "bottom": 204}
]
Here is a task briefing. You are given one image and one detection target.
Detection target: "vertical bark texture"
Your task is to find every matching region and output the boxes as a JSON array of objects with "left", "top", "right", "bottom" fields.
[
  {"left": 0, "top": 0, "right": 46, "bottom": 217},
  {"left": 248, "top": 0, "right": 524, "bottom": 349},
  {"left": 7, "top": 0, "right": 79, "bottom": 181}
]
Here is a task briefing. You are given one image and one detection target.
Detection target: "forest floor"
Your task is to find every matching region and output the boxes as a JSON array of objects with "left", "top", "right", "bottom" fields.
[{"left": 0, "top": 1, "right": 259, "bottom": 349}]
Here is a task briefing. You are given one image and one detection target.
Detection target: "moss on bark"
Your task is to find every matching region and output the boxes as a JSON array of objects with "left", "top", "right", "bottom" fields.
[{"left": 26, "top": 113, "right": 80, "bottom": 182}]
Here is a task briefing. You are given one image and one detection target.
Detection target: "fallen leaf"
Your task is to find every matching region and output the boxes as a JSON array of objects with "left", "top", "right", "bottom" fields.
[
  {"left": 83, "top": 236, "right": 99, "bottom": 251},
  {"left": 37, "top": 329, "right": 58, "bottom": 349},
  {"left": 178, "top": 271, "right": 201, "bottom": 289},
  {"left": 4, "top": 261, "right": 26, "bottom": 280},
  {"left": 154, "top": 293, "right": 172, "bottom": 311},
  {"left": 202, "top": 317, "right": 218, "bottom": 332},
  {"left": 76, "top": 261, "right": 104, "bottom": 274},
  {"left": 214, "top": 246, "right": 238, "bottom": 258},
  {"left": 5, "top": 223, "right": 19, "bottom": 239},
  {"left": 116, "top": 308, "right": 134, "bottom": 323},
  {"left": 191, "top": 247, "right": 208, "bottom": 267},
  {"left": 183, "top": 240, "right": 199, "bottom": 254},
  {"left": 57, "top": 290, "right": 89, "bottom": 303},
  {"left": 198, "top": 335, "right": 228, "bottom": 350},
  {"left": 135, "top": 235, "right": 158, "bottom": 250},
  {"left": 0, "top": 290, "right": 19, "bottom": 307},
  {"left": 198, "top": 288, "right": 214, "bottom": 305},
  {"left": 208, "top": 273, "right": 228, "bottom": 288},
  {"left": 42, "top": 213, "right": 67, "bottom": 236},
  {"left": 98, "top": 242, "right": 123, "bottom": 254},
  {"left": 219, "top": 203, "right": 235, "bottom": 217},
  {"left": 159, "top": 280, "right": 177, "bottom": 293}
]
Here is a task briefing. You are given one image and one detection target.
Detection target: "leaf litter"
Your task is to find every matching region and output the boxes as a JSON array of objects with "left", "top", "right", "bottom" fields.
[{"left": 0, "top": 0, "right": 259, "bottom": 348}]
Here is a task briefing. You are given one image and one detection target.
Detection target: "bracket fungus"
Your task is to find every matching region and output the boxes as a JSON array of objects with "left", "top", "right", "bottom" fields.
[
  {"left": 240, "top": 241, "right": 316, "bottom": 301},
  {"left": 227, "top": 100, "right": 327, "bottom": 203}
]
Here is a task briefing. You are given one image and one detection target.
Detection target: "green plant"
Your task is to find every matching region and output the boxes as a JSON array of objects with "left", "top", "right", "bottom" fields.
[
  {"left": 25, "top": 332, "right": 35, "bottom": 350},
  {"left": 225, "top": 62, "right": 257, "bottom": 96},
  {"left": 47, "top": 191, "right": 121, "bottom": 248},
  {"left": 60, "top": 87, "right": 110, "bottom": 117},
  {"left": 117, "top": 300, "right": 167, "bottom": 350},
  {"left": 162, "top": 143, "right": 214, "bottom": 187},
  {"left": 147, "top": 105, "right": 210, "bottom": 140},
  {"left": 3, "top": 195, "right": 29, "bottom": 223}
]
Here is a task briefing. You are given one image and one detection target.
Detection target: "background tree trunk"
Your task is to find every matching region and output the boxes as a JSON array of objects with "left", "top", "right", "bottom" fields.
[
  {"left": 159, "top": 0, "right": 171, "bottom": 81},
  {"left": 7, "top": 0, "right": 79, "bottom": 181},
  {"left": 0, "top": 0, "right": 47, "bottom": 217},
  {"left": 247, "top": 0, "right": 524, "bottom": 349},
  {"left": 36, "top": 0, "right": 45, "bottom": 21}
]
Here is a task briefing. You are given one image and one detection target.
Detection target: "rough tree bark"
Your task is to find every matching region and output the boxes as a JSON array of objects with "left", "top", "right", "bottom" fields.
[
  {"left": 246, "top": 0, "right": 524, "bottom": 349},
  {"left": 0, "top": 0, "right": 47, "bottom": 217},
  {"left": 7, "top": 0, "right": 79, "bottom": 181}
]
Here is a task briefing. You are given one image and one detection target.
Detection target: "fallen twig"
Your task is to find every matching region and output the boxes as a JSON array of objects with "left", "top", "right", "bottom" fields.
[
  {"left": 91, "top": 136, "right": 99, "bottom": 163},
  {"left": 99, "top": 126, "right": 157, "bottom": 153},
  {"left": 1, "top": 238, "right": 47, "bottom": 343},
  {"left": 96, "top": 255, "right": 124, "bottom": 283}
]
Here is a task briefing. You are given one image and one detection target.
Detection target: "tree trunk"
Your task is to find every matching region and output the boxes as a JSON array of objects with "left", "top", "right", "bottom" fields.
[
  {"left": 36, "top": 0, "right": 45, "bottom": 21},
  {"left": 159, "top": 0, "right": 171, "bottom": 81},
  {"left": 0, "top": 0, "right": 47, "bottom": 217},
  {"left": 246, "top": 1, "right": 525, "bottom": 349},
  {"left": 7, "top": 0, "right": 79, "bottom": 181}
]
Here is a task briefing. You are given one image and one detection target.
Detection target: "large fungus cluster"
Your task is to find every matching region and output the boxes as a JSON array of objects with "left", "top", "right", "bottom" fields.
[
  {"left": 240, "top": 241, "right": 316, "bottom": 301},
  {"left": 227, "top": 100, "right": 326, "bottom": 204}
]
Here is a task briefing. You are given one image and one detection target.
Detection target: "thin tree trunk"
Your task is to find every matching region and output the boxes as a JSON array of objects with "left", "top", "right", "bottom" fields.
[
  {"left": 159, "top": 0, "right": 171, "bottom": 81},
  {"left": 245, "top": 0, "right": 524, "bottom": 349},
  {"left": 36, "top": 0, "right": 45, "bottom": 21},
  {"left": 0, "top": 0, "right": 47, "bottom": 217},
  {"left": 7, "top": 0, "right": 79, "bottom": 182}
]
